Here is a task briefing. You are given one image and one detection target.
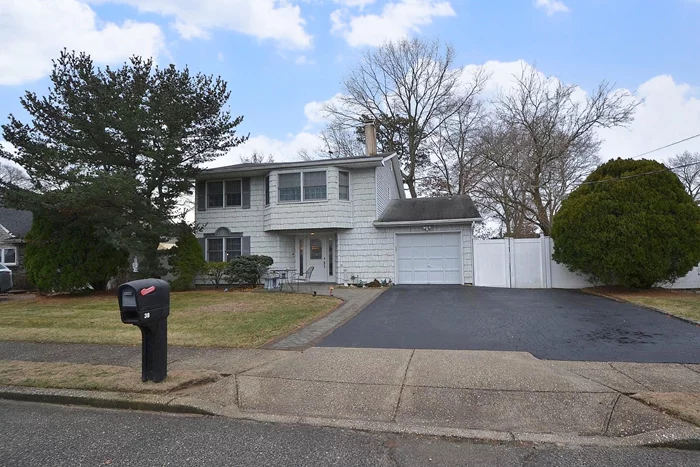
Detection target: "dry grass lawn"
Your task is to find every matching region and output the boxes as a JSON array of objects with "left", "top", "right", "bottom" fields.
[
  {"left": 633, "top": 392, "right": 700, "bottom": 427},
  {"left": 0, "top": 291, "right": 340, "bottom": 348},
  {"left": 0, "top": 360, "right": 219, "bottom": 394},
  {"left": 586, "top": 287, "right": 700, "bottom": 323}
]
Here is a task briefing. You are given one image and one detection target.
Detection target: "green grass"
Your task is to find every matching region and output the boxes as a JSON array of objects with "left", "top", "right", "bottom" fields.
[
  {"left": 587, "top": 287, "right": 700, "bottom": 322},
  {"left": 0, "top": 291, "right": 341, "bottom": 348},
  {"left": 0, "top": 360, "right": 219, "bottom": 393}
]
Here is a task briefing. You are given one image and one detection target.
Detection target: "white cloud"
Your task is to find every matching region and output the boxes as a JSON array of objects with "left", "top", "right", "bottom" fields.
[
  {"left": 295, "top": 55, "right": 316, "bottom": 65},
  {"left": 95, "top": 0, "right": 312, "bottom": 49},
  {"left": 0, "top": 0, "right": 165, "bottom": 85},
  {"left": 331, "top": 0, "right": 456, "bottom": 47},
  {"left": 534, "top": 0, "right": 570, "bottom": 16},
  {"left": 466, "top": 60, "right": 700, "bottom": 163},
  {"left": 209, "top": 132, "right": 324, "bottom": 166},
  {"left": 333, "top": 0, "right": 377, "bottom": 8},
  {"left": 303, "top": 93, "right": 344, "bottom": 126}
]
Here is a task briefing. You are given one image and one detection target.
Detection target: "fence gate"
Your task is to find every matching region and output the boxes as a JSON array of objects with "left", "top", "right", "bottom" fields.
[{"left": 473, "top": 237, "right": 551, "bottom": 288}]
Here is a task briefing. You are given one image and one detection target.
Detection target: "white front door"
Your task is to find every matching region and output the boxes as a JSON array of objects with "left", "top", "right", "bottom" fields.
[{"left": 298, "top": 236, "right": 328, "bottom": 282}]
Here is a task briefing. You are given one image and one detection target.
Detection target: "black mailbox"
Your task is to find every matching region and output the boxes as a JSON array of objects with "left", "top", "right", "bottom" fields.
[{"left": 117, "top": 279, "right": 170, "bottom": 383}]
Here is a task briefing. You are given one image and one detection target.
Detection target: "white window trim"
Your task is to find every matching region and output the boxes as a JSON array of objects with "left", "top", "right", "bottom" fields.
[
  {"left": 1, "top": 247, "right": 17, "bottom": 266},
  {"left": 205, "top": 237, "right": 242, "bottom": 262},
  {"left": 206, "top": 179, "right": 243, "bottom": 209},
  {"left": 339, "top": 170, "right": 350, "bottom": 201},
  {"left": 264, "top": 175, "right": 271, "bottom": 206},
  {"left": 277, "top": 169, "right": 328, "bottom": 204}
]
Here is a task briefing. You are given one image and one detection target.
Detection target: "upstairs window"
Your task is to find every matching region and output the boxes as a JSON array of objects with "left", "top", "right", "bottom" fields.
[
  {"left": 265, "top": 176, "right": 270, "bottom": 205},
  {"left": 303, "top": 171, "right": 327, "bottom": 200},
  {"left": 225, "top": 180, "right": 242, "bottom": 207},
  {"left": 339, "top": 171, "right": 349, "bottom": 200},
  {"left": 278, "top": 171, "right": 328, "bottom": 203},
  {"left": 207, "top": 180, "right": 242, "bottom": 208},
  {"left": 207, "top": 181, "right": 224, "bottom": 208},
  {"left": 278, "top": 173, "right": 301, "bottom": 202}
]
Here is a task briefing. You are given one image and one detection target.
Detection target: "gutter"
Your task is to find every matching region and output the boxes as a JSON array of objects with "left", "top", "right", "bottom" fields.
[
  {"left": 373, "top": 217, "right": 483, "bottom": 227},
  {"left": 380, "top": 152, "right": 397, "bottom": 166}
]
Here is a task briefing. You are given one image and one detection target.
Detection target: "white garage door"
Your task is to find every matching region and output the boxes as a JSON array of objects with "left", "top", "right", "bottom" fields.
[{"left": 396, "top": 232, "right": 462, "bottom": 284}]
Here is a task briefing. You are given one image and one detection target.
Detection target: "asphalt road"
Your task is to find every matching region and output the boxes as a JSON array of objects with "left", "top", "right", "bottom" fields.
[
  {"left": 319, "top": 286, "right": 700, "bottom": 363},
  {"left": 1, "top": 401, "right": 699, "bottom": 466}
]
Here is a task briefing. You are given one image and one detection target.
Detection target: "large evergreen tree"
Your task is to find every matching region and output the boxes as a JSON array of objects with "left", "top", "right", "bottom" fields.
[
  {"left": 552, "top": 158, "right": 700, "bottom": 288},
  {"left": 1, "top": 50, "right": 247, "bottom": 280}
]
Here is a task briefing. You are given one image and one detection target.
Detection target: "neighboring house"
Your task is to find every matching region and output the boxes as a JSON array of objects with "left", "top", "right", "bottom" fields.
[
  {"left": 0, "top": 207, "right": 33, "bottom": 288},
  {"left": 194, "top": 129, "right": 482, "bottom": 285}
]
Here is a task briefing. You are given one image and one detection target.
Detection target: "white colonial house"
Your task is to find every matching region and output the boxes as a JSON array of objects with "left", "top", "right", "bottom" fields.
[{"left": 194, "top": 132, "right": 483, "bottom": 285}]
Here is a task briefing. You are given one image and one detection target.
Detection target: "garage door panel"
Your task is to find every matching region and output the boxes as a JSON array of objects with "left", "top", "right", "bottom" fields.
[{"left": 396, "top": 232, "right": 463, "bottom": 285}]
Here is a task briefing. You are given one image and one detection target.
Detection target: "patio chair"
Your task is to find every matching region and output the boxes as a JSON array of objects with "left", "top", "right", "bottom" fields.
[{"left": 292, "top": 266, "right": 314, "bottom": 293}]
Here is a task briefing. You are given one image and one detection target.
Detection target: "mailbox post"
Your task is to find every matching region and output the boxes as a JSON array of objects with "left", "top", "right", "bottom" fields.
[{"left": 117, "top": 279, "right": 170, "bottom": 383}]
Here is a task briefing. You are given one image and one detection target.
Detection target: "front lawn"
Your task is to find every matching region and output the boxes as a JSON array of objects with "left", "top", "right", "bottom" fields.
[
  {"left": 0, "top": 291, "right": 340, "bottom": 348},
  {"left": 586, "top": 287, "right": 700, "bottom": 323}
]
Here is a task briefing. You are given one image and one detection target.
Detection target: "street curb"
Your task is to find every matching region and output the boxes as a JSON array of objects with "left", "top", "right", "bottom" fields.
[
  {"left": 0, "top": 386, "right": 217, "bottom": 416},
  {"left": 3, "top": 386, "right": 700, "bottom": 450}
]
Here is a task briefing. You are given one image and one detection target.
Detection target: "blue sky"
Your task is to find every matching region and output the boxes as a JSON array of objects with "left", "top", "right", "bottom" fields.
[{"left": 2, "top": 0, "right": 700, "bottom": 165}]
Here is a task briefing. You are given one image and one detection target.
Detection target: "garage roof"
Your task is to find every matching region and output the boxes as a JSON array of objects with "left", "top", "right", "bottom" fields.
[{"left": 374, "top": 195, "right": 482, "bottom": 226}]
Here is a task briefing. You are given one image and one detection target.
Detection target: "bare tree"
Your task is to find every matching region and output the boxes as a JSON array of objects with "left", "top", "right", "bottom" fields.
[
  {"left": 474, "top": 125, "right": 538, "bottom": 237},
  {"left": 488, "top": 66, "right": 637, "bottom": 235},
  {"left": 0, "top": 161, "right": 31, "bottom": 189},
  {"left": 240, "top": 151, "right": 274, "bottom": 164},
  {"left": 420, "top": 97, "right": 488, "bottom": 196},
  {"left": 669, "top": 151, "right": 700, "bottom": 202},
  {"left": 323, "top": 38, "right": 487, "bottom": 197}
]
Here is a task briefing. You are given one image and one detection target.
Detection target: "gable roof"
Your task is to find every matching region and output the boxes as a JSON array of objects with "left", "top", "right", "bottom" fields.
[
  {"left": 374, "top": 195, "right": 482, "bottom": 226},
  {"left": 0, "top": 207, "right": 33, "bottom": 238}
]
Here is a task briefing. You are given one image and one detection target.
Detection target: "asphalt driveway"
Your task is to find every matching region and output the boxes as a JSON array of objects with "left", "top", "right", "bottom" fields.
[{"left": 318, "top": 286, "right": 700, "bottom": 363}]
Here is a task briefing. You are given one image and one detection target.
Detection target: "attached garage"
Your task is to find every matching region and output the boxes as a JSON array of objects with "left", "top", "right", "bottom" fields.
[
  {"left": 396, "top": 232, "right": 462, "bottom": 284},
  {"left": 372, "top": 195, "right": 482, "bottom": 285}
]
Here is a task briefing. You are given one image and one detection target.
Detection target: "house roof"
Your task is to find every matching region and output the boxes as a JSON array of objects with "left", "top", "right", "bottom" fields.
[
  {"left": 198, "top": 154, "right": 396, "bottom": 178},
  {"left": 0, "top": 207, "right": 33, "bottom": 238},
  {"left": 374, "top": 195, "right": 482, "bottom": 226}
]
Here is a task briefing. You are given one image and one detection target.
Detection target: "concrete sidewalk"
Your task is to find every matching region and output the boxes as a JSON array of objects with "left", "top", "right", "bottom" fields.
[{"left": 1, "top": 342, "right": 700, "bottom": 447}]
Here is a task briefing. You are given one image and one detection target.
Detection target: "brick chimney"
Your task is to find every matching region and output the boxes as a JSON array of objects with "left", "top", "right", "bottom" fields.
[{"left": 364, "top": 121, "right": 377, "bottom": 157}]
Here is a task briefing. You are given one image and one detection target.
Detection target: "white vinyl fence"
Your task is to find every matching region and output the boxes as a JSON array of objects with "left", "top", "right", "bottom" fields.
[{"left": 473, "top": 236, "right": 700, "bottom": 289}]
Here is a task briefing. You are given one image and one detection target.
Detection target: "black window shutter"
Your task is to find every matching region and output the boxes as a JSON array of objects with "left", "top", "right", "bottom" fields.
[
  {"left": 198, "top": 237, "right": 207, "bottom": 261},
  {"left": 242, "top": 236, "right": 251, "bottom": 256},
  {"left": 242, "top": 178, "right": 251, "bottom": 209},
  {"left": 196, "top": 181, "right": 206, "bottom": 211}
]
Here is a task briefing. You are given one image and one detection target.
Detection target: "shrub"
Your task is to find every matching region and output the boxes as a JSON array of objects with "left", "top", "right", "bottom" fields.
[
  {"left": 226, "top": 255, "right": 274, "bottom": 285},
  {"left": 169, "top": 231, "right": 206, "bottom": 291},
  {"left": 551, "top": 158, "right": 700, "bottom": 288},
  {"left": 205, "top": 262, "right": 229, "bottom": 288},
  {"left": 25, "top": 214, "right": 129, "bottom": 292}
]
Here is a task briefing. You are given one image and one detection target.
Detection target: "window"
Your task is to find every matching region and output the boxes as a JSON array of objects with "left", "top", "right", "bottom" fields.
[
  {"left": 206, "top": 238, "right": 224, "bottom": 262},
  {"left": 1, "top": 248, "right": 16, "bottom": 265},
  {"left": 278, "top": 171, "right": 328, "bottom": 203},
  {"left": 303, "top": 171, "right": 327, "bottom": 200},
  {"left": 299, "top": 239, "right": 304, "bottom": 274},
  {"left": 225, "top": 238, "right": 242, "bottom": 261},
  {"left": 207, "top": 181, "right": 224, "bottom": 208},
  {"left": 339, "top": 171, "right": 349, "bottom": 200},
  {"left": 265, "top": 176, "right": 270, "bottom": 205},
  {"left": 206, "top": 238, "right": 242, "bottom": 262},
  {"left": 310, "top": 238, "right": 323, "bottom": 260},
  {"left": 279, "top": 173, "right": 301, "bottom": 202},
  {"left": 225, "top": 180, "right": 242, "bottom": 207},
  {"left": 206, "top": 180, "right": 242, "bottom": 208},
  {"left": 328, "top": 237, "right": 333, "bottom": 276}
]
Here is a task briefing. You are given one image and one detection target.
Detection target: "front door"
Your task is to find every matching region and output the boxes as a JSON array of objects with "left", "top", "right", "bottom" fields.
[{"left": 306, "top": 237, "right": 327, "bottom": 282}]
